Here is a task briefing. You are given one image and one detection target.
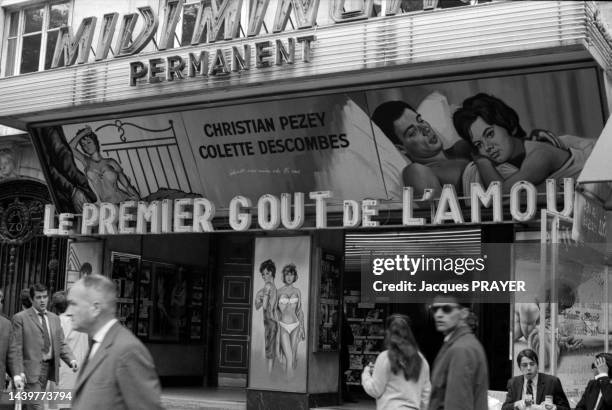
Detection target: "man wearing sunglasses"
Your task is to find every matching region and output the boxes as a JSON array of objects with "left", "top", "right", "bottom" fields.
[
  {"left": 0, "top": 289, "right": 11, "bottom": 392},
  {"left": 502, "top": 349, "right": 569, "bottom": 410},
  {"left": 428, "top": 296, "right": 488, "bottom": 410}
]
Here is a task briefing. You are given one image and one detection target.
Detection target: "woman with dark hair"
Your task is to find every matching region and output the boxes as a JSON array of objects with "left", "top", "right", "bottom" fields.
[
  {"left": 255, "top": 259, "right": 278, "bottom": 373},
  {"left": 361, "top": 314, "right": 430, "bottom": 410},
  {"left": 453, "top": 93, "right": 583, "bottom": 193},
  {"left": 276, "top": 263, "right": 305, "bottom": 377},
  {"left": 69, "top": 125, "right": 139, "bottom": 203}
]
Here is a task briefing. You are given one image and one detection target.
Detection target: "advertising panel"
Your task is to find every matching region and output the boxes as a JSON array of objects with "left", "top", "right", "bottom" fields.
[
  {"left": 31, "top": 67, "right": 605, "bottom": 217},
  {"left": 248, "top": 236, "right": 311, "bottom": 392}
]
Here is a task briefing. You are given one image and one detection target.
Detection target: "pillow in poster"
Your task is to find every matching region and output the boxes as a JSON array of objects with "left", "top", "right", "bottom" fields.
[{"left": 417, "top": 91, "right": 462, "bottom": 149}]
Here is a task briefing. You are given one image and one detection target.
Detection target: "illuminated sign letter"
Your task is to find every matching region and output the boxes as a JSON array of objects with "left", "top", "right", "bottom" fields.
[
  {"left": 51, "top": 17, "right": 97, "bottom": 68},
  {"left": 99, "top": 203, "right": 119, "bottom": 235},
  {"left": 280, "top": 193, "right": 305, "bottom": 229},
  {"left": 362, "top": 199, "right": 379, "bottom": 227},
  {"left": 43, "top": 204, "right": 58, "bottom": 235},
  {"left": 229, "top": 196, "right": 252, "bottom": 231},
  {"left": 191, "top": 0, "right": 243, "bottom": 45},
  {"left": 510, "top": 181, "right": 537, "bottom": 222},
  {"left": 330, "top": 0, "right": 374, "bottom": 22},
  {"left": 272, "top": 0, "right": 320, "bottom": 32},
  {"left": 402, "top": 187, "right": 425, "bottom": 226},
  {"left": 136, "top": 201, "right": 162, "bottom": 234},
  {"left": 193, "top": 198, "right": 215, "bottom": 232},
  {"left": 310, "top": 191, "right": 332, "bottom": 228},
  {"left": 173, "top": 198, "right": 193, "bottom": 233},
  {"left": 433, "top": 185, "right": 464, "bottom": 224},
  {"left": 546, "top": 178, "right": 574, "bottom": 217},
  {"left": 118, "top": 201, "right": 137, "bottom": 234},
  {"left": 470, "top": 182, "right": 502, "bottom": 223},
  {"left": 81, "top": 203, "right": 99, "bottom": 235},
  {"left": 115, "top": 7, "right": 158, "bottom": 57},
  {"left": 258, "top": 194, "right": 281, "bottom": 230},
  {"left": 159, "top": 0, "right": 184, "bottom": 50},
  {"left": 95, "top": 13, "right": 119, "bottom": 61},
  {"left": 58, "top": 213, "right": 75, "bottom": 235},
  {"left": 343, "top": 200, "right": 360, "bottom": 228},
  {"left": 247, "top": 0, "right": 271, "bottom": 36}
]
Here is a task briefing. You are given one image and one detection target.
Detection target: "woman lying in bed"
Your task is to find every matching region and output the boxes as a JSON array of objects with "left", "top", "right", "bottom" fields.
[{"left": 452, "top": 93, "right": 584, "bottom": 194}]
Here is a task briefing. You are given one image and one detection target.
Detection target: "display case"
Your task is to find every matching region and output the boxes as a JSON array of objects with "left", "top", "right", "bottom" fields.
[
  {"left": 110, "top": 252, "right": 139, "bottom": 331},
  {"left": 316, "top": 251, "right": 341, "bottom": 352},
  {"left": 344, "top": 291, "right": 387, "bottom": 385}
]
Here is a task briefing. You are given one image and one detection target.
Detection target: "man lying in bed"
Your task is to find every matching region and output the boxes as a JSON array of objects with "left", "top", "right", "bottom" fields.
[{"left": 372, "top": 100, "right": 472, "bottom": 198}]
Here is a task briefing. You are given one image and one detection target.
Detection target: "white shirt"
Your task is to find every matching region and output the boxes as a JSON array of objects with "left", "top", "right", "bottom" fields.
[
  {"left": 89, "top": 318, "right": 118, "bottom": 359},
  {"left": 522, "top": 374, "right": 538, "bottom": 402},
  {"left": 34, "top": 308, "right": 53, "bottom": 360}
]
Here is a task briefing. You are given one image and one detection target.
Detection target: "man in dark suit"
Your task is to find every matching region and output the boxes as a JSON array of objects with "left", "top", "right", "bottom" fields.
[
  {"left": 428, "top": 295, "right": 489, "bottom": 410},
  {"left": 9, "top": 283, "right": 78, "bottom": 410},
  {"left": 575, "top": 353, "right": 612, "bottom": 410},
  {"left": 67, "top": 274, "right": 163, "bottom": 410},
  {"left": 502, "top": 348, "right": 570, "bottom": 410},
  {"left": 0, "top": 289, "right": 11, "bottom": 389}
]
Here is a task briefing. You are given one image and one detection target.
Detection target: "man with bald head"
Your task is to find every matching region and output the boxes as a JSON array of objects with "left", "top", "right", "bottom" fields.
[{"left": 67, "top": 274, "right": 163, "bottom": 410}]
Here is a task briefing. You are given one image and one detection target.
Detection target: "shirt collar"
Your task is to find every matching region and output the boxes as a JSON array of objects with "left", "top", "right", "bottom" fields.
[
  {"left": 32, "top": 307, "right": 46, "bottom": 315},
  {"left": 524, "top": 373, "right": 538, "bottom": 388},
  {"left": 92, "top": 318, "right": 118, "bottom": 344}
]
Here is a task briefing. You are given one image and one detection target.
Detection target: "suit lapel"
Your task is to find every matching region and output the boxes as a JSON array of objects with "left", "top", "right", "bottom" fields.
[
  {"left": 517, "top": 375, "right": 524, "bottom": 400},
  {"left": 74, "top": 322, "right": 120, "bottom": 393},
  {"left": 536, "top": 373, "right": 545, "bottom": 404},
  {"left": 28, "top": 309, "right": 44, "bottom": 333}
]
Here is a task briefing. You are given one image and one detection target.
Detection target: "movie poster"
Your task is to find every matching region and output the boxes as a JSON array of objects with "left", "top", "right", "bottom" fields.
[
  {"left": 248, "top": 236, "right": 311, "bottom": 392},
  {"left": 512, "top": 216, "right": 608, "bottom": 407},
  {"left": 31, "top": 67, "right": 604, "bottom": 215}
]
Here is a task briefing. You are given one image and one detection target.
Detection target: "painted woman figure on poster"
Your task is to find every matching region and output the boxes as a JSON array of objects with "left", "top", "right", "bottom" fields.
[
  {"left": 254, "top": 259, "right": 278, "bottom": 373},
  {"left": 69, "top": 125, "right": 140, "bottom": 203},
  {"left": 453, "top": 93, "right": 588, "bottom": 193},
  {"left": 276, "top": 263, "right": 305, "bottom": 377}
]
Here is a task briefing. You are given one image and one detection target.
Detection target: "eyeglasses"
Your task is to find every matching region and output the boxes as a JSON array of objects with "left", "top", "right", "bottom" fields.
[
  {"left": 429, "top": 304, "right": 459, "bottom": 314},
  {"left": 520, "top": 362, "right": 537, "bottom": 369}
]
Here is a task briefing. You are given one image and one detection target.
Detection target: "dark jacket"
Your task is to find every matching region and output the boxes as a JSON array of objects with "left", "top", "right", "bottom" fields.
[
  {"left": 502, "top": 373, "right": 570, "bottom": 410},
  {"left": 575, "top": 376, "right": 612, "bottom": 410},
  {"left": 0, "top": 315, "right": 10, "bottom": 382},
  {"left": 428, "top": 324, "right": 489, "bottom": 410}
]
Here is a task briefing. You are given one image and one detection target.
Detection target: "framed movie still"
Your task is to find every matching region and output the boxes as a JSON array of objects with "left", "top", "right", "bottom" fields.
[
  {"left": 248, "top": 236, "right": 311, "bottom": 393},
  {"left": 65, "top": 239, "right": 103, "bottom": 287},
  {"left": 110, "top": 252, "right": 140, "bottom": 331},
  {"left": 315, "top": 251, "right": 341, "bottom": 352}
]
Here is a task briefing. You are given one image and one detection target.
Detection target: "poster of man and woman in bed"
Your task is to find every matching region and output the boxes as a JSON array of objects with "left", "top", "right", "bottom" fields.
[{"left": 30, "top": 66, "right": 609, "bottom": 216}]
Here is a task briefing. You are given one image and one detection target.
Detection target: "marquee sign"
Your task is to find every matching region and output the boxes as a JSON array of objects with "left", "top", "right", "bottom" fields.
[
  {"left": 50, "top": 0, "right": 415, "bottom": 81},
  {"left": 42, "top": 178, "right": 575, "bottom": 236}
]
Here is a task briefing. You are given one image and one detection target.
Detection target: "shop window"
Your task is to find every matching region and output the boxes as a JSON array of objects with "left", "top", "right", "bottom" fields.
[{"left": 2, "top": 1, "right": 71, "bottom": 76}]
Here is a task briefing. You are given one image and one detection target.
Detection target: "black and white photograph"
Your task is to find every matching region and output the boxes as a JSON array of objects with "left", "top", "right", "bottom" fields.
[{"left": 1, "top": 1, "right": 612, "bottom": 410}]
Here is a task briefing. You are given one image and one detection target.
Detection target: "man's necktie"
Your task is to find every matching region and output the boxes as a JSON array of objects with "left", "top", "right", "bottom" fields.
[
  {"left": 38, "top": 312, "right": 51, "bottom": 353},
  {"left": 526, "top": 379, "right": 533, "bottom": 397},
  {"left": 82, "top": 337, "right": 96, "bottom": 370}
]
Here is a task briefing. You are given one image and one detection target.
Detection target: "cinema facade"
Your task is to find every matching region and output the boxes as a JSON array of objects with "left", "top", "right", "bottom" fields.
[{"left": 1, "top": 0, "right": 612, "bottom": 408}]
